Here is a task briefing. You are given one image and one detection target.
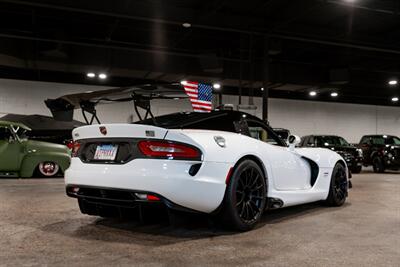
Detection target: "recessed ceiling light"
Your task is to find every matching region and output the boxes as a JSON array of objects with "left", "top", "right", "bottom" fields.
[
  {"left": 182, "top": 22, "right": 191, "bottom": 28},
  {"left": 98, "top": 73, "right": 107, "bottom": 79},
  {"left": 180, "top": 80, "right": 187, "bottom": 85},
  {"left": 392, "top": 97, "right": 399, "bottom": 102},
  {"left": 213, "top": 83, "right": 221, "bottom": 89},
  {"left": 309, "top": 91, "right": 317, "bottom": 96},
  {"left": 86, "top": 72, "right": 95, "bottom": 78},
  {"left": 331, "top": 92, "right": 338, "bottom": 97},
  {"left": 388, "top": 80, "right": 398, "bottom": 85}
]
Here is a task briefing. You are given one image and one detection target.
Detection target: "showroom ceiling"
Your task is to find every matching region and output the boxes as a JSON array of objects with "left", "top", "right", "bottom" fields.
[{"left": 0, "top": 0, "right": 399, "bottom": 106}]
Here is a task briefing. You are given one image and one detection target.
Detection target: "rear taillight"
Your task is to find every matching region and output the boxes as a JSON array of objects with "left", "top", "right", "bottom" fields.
[
  {"left": 71, "top": 141, "right": 81, "bottom": 157},
  {"left": 65, "top": 140, "right": 74, "bottom": 150},
  {"left": 138, "top": 140, "right": 201, "bottom": 160}
]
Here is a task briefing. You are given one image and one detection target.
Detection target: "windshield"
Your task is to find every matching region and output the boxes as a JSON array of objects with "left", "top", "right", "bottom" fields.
[
  {"left": 383, "top": 136, "right": 400, "bottom": 145},
  {"left": 315, "top": 136, "right": 350, "bottom": 147}
]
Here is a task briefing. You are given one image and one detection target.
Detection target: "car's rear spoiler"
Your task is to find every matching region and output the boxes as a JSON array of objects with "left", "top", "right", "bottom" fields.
[{"left": 45, "top": 84, "right": 188, "bottom": 124}]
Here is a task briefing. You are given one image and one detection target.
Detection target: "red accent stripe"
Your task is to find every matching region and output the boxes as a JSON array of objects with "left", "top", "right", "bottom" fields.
[{"left": 225, "top": 167, "right": 234, "bottom": 185}]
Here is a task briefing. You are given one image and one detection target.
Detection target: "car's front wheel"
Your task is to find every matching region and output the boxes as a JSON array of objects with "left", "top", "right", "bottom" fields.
[
  {"left": 220, "top": 160, "right": 267, "bottom": 231},
  {"left": 38, "top": 162, "right": 60, "bottom": 177},
  {"left": 372, "top": 157, "right": 385, "bottom": 173},
  {"left": 325, "top": 163, "right": 348, "bottom": 206},
  {"left": 351, "top": 165, "right": 362, "bottom": 174}
]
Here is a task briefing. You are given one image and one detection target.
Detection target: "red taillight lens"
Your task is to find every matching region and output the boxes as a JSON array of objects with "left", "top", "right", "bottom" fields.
[
  {"left": 65, "top": 140, "right": 74, "bottom": 150},
  {"left": 71, "top": 141, "right": 81, "bottom": 157},
  {"left": 147, "top": 194, "right": 160, "bottom": 201},
  {"left": 138, "top": 141, "right": 200, "bottom": 160}
]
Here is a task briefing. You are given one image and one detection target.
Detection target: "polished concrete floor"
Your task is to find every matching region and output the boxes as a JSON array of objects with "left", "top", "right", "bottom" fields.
[{"left": 0, "top": 168, "right": 399, "bottom": 267}]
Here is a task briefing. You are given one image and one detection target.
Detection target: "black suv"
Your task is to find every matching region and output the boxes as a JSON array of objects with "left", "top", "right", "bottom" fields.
[
  {"left": 300, "top": 135, "right": 364, "bottom": 173},
  {"left": 358, "top": 135, "right": 400, "bottom": 173}
]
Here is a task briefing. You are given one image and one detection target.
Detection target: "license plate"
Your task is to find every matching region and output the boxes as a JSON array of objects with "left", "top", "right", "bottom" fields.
[{"left": 94, "top": 144, "right": 118, "bottom": 160}]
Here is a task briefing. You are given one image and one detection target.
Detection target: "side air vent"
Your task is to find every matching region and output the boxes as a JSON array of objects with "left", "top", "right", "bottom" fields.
[{"left": 302, "top": 157, "right": 320, "bottom": 187}]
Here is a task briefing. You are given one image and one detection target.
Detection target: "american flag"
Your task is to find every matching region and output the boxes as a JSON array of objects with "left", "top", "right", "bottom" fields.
[{"left": 183, "top": 81, "right": 213, "bottom": 112}]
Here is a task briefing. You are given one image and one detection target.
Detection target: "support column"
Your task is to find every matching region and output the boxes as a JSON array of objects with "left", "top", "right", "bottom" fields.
[{"left": 262, "top": 37, "right": 269, "bottom": 122}]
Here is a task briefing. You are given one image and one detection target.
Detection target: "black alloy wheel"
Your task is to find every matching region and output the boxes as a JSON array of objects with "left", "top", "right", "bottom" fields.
[
  {"left": 220, "top": 160, "right": 266, "bottom": 231},
  {"left": 325, "top": 163, "right": 348, "bottom": 206},
  {"left": 372, "top": 157, "right": 385, "bottom": 173}
]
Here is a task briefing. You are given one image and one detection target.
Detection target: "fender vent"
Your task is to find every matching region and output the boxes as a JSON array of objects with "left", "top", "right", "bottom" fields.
[{"left": 302, "top": 157, "right": 319, "bottom": 187}]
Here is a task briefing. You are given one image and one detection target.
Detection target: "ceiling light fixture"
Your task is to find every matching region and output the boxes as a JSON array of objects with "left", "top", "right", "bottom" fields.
[
  {"left": 309, "top": 91, "right": 317, "bottom": 96},
  {"left": 331, "top": 92, "right": 338, "bottom": 97},
  {"left": 213, "top": 83, "right": 221, "bottom": 89},
  {"left": 261, "top": 87, "right": 264, "bottom": 91},
  {"left": 98, "top": 73, "right": 107, "bottom": 79},
  {"left": 86, "top": 72, "right": 95, "bottom": 78},
  {"left": 392, "top": 97, "right": 399, "bottom": 102},
  {"left": 182, "top": 22, "right": 191, "bottom": 28},
  {"left": 388, "top": 80, "right": 398, "bottom": 85}
]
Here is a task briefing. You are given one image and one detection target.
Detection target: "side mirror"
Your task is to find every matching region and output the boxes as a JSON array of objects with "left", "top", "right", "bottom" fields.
[{"left": 288, "top": 135, "right": 301, "bottom": 151}]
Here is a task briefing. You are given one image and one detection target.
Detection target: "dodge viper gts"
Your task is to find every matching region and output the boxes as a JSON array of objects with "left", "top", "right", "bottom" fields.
[{"left": 65, "top": 110, "right": 349, "bottom": 231}]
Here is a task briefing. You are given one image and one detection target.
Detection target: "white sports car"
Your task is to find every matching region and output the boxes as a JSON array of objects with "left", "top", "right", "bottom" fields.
[{"left": 65, "top": 110, "right": 349, "bottom": 231}]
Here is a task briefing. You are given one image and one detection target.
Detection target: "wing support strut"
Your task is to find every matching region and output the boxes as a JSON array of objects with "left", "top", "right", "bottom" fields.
[{"left": 80, "top": 101, "right": 101, "bottom": 125}]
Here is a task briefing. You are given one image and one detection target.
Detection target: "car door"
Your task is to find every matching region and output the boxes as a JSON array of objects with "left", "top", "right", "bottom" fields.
[
  {"left": 0, "top": 126, "right": 22, "bottom": 171},
  {"left": 245, "top": 119, "right": 311, "bottom": 191}
]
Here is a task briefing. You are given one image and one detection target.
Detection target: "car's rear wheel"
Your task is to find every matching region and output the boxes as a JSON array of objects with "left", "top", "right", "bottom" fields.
[
  {"left": 220, "top": 160, "right": 266, "bottom": 231},
  {"left": 372, "top": 157, "right": 385, "bottom": 173},
  {"left": 351, "top": 165, "right": 362, "bottom": 174},
  {"left": 38, "top": 162, "right": 60, "bottom": 177},
  {"left": 325, "top": 163, "right": 348, "bottom": 206}
]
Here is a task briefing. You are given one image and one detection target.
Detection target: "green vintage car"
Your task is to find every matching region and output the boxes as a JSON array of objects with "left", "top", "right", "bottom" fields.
[{"left": 0, "top": 120, "right": 71, "bottom": 177}]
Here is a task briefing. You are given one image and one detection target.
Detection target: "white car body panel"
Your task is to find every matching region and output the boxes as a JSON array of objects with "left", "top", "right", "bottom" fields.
[{"left": 65, "top": 123, "right": 347, "bottom": 213}]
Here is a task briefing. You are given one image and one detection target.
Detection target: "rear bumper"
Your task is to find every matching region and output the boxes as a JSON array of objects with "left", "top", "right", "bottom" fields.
[
  {"left": 65, "top": 158, "right": 231, "bottom": 213},
  {"left": 66, "top": 185, "right": 199, "bottom": 214}
]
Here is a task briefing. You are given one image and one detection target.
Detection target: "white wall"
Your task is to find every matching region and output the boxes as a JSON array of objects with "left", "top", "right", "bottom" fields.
[
  {"left": 222, "top": 95, "right": 400, "bottom": 143},
  {"left": 0, "top": 79, "right": 399, "bottom": 143},
  {"left": 0, "top": 78, "right": 192, "bottom": 123}
]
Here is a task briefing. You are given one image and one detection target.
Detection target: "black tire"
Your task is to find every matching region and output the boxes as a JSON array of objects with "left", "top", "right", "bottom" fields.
[
  {"left": 372, "top": 157, "right": 385, "bottom": 173},
  {"left": 351, "top": 165, "right": 362, "bottom": 174},
  {"left": 219, "top": 160, "right": 267, "bottom": 231},
  {"left": 325, "top": 163, "right": 348, "bottom": 206}
]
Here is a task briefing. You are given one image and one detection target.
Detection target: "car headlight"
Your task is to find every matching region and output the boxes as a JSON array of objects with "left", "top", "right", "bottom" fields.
[{"left": 356, "top": 148, "right": 363, "bottom": 157}]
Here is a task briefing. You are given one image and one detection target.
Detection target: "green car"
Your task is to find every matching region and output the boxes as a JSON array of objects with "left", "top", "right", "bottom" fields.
[{"left": 0, "top": 120, "right": 71, "bottom": 178}]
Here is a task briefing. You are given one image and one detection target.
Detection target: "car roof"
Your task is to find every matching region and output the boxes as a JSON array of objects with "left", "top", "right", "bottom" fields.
[
  {"left": 308, "top": 135, "right": 341, "bottom": 137},
  {"left": 0, "top": 120, "right": 31, "bottom": 131},
  {"left": 362, "top": 135, "right": 398, "bottom": 138}
]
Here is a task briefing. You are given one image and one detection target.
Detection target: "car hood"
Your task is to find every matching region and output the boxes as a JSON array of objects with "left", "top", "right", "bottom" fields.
[
  {"left": 324, "top": 146, "right": 357, "bottom": 154},
  {"left": 25, "top": 140, "right": 69, "bottom": 154}
]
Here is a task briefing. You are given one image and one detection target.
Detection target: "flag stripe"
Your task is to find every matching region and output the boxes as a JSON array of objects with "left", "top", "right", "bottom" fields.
[{"left": 183, "top": 81, "right": 212, "bottom": 113}]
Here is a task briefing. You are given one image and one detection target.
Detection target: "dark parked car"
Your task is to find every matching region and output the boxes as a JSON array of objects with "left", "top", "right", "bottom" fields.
[
  {"left": 358, "top": 135, "right": 400, "bottom": 173},
  {"left": 300, "top": 135, "right": 364, "bottom": 173}
]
